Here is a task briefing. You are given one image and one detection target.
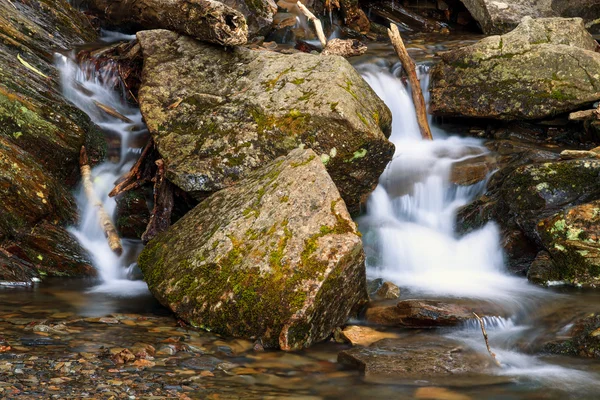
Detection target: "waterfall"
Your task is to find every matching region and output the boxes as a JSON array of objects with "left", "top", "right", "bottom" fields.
[{"left": 55, "top": 45, "right": 148, "bottom": 296}]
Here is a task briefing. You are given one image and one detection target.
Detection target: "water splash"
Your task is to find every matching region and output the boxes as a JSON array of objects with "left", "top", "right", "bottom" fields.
[{"left": 55, "top": 49, "right": 148, "bottom": 296}]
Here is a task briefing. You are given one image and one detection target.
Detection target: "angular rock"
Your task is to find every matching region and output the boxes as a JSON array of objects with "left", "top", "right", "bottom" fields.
[
  {"left": 364, "top": 300, "right": 472, "bottom": 327},
  {"left": 430, "top": 17, "right": 600, "bottom": 120},
  {"left": 527, "top": 250, "right": 557, "bottom": 284},
  {"left": 138, "top": 148, "right": 368, "bottom": 350},
  {"left": 535, "top": 201, "right": 600, "bottom": 287},
  {"left": 115, "top": 189, "right": 151, "bottom": 239},
  {"left": 221, "top": 0, "right": 277, "bottom": 37},
  {"left": 374, "top": 281, "right": 400, "bottom": 300},
  {"left": 338, "top": 337, "right": 494, "bottom": 378},
  {"left": 544, "top": 313, "right": 600, "bottom": 358},
  {"left": 136, "top": 29, "right": 393, "bottom": 214},
  {"left": 460, "top": 0, "right": 600, "bottom": 34}
]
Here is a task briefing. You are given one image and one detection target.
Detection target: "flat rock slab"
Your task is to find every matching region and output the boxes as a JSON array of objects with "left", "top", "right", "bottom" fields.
[
  {"left": 136, "top": 29, "right": 393, "bottom": 214},
  {"left": 364, "top": 299, "right": 473, "bottom": 328},
  {"left": 338, "top": 337, "right": 494, "bottom": 379},
  {"left": 138, "top": 148, "right": 368, "bottom": 350}
]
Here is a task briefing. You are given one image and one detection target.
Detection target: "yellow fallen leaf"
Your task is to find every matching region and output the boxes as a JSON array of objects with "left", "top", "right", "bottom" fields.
[{"left": 17, "top": 54, "right": 49, "bottom": 79}]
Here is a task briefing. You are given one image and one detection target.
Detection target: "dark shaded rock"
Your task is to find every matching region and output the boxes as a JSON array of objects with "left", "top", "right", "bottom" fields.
[
  {"left": 138, "top": 149, "right": 367, "bottom": 350},
  {"left": 115, "top": 188, "right": 151, "bottom": 239},
  {"left": 430, "top": 17, "right": 600, "bottom": 120},
  {"left": 5, "top": 222, "right": 95, "bottom": 278},
  {"left": 364, "top": 299, "right": 472, "bottom": 327},
  {"left": 535, "top": 201, "right": 600, "bottom": 286},
  {"left": 544, "top": 313, "right": 600, "bottom": 358},
  {"left": 136, "top": 29, "right": 393, "bottom": 214},
  {"left": 527, "top": 250, "right": 557, "bottom": 284},
  {"left": 221, "top": 0, "right": 277, "bottom": 37},
  {"left": 0, "top": 137, "right": 76, "bottom": 239},
  {"left": 338, "top": 337, "right": 494, "bottom": 378}
]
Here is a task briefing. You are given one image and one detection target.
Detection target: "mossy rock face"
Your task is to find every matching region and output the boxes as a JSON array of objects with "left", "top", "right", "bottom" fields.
[
  {"left": 430, "top": 17, "right": 600, "bottom": 120},
  {"left": 501, "top": 159, "right": 600, "bottom": 237},
  {"left": 544, "top": 313, "right": 600, "bottom": 358},
  {"left": 0, "top": 137, "right": 76, "bottom": 239},
  {"left": 136, "top": 29, "right": 394, "bottom": 214},
  {"left": 535, "top": 201, "right": 600, "bottom": 286},
  {"left": 138, "top": 148, "right": 368, "bottom": 350},
  {"left": 0, "top": 0, "right": 105, "bottom": 183}
]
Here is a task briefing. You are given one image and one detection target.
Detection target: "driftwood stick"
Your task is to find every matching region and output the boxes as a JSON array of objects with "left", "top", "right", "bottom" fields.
[
  {"left": 387, "top": 23, "right": 433, "bottom": 140},
  {"left": 80, "top": 147, "right": 123, "bottom": 256},
  {"left": 141, "top": 159, "right": 174, "bottom": 244},
  {"left": 473, "top": 312, "right": 501, "bottom": 367},
  {"left": 297, "top": 2, "right": 327, "bottom": 48},
  {"left": 93, "top": 100, "right": 133, "bottom": 123},
  {"left": 109, "top": 138, "right": 154, "bottom": 197}
]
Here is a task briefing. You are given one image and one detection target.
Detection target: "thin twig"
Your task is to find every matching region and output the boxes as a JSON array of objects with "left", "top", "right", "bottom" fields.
[
  {"left": 296, "top": 2, "right": 327, "bottom": 48},
  {"left": 473, "top": 312, "right": 501, "bottom": 367}
]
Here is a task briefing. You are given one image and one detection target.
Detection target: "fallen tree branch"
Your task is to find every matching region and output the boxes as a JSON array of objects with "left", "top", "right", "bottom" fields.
[
  {"left": 80, "top": 146, "right": 123, "bottom": 255},
  {"left": 141, "top": 159, "right": 174, "bottom": 244},
  {"left": 387, "top": 23, "right": 433, "bottom": 140},
  {"left": 297, "top": 1, "right": 327, "bottom": 48},
  {"left": 93, "top": 100, "right": 133, "bottom": 123},
  {"left": 473, "top": 312, "right": 501, "bottom": 367},
  {"left": 109, "top": 138, "right": 155, "bottom": 197}
]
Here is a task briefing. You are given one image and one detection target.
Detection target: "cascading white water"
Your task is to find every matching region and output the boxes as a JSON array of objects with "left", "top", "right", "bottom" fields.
[
  {"left": 358, "top": 62, "right": 600, "bottom": 389},
  {"left": 358, "top": 63, "right": 537, "bottom": 301},
  {"left": 55, "top": 46, "right": 148, "bottom": 296}
]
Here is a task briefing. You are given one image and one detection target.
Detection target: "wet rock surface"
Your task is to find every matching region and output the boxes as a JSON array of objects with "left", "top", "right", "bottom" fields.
[
  {"left": 364, "top": 300, "right": 473, "bottom": 328},
  {"left": 430, "top": 17, "right": 600, "bottom": 120},
  {"left": 136, "top": 29, "right": 394, "bottom": 214},
  {"left": 338, "top": 337, "right": 494, "bottom": 378},
  {"left": 544, "top": 312, "right": 600, "bottom": 358},
  {"left": 138, "top": 149, "right": 368, "bottom": 350}
]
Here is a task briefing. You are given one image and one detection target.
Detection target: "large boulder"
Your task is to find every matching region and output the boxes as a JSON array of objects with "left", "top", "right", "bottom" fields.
[
  {"left": 136, "top": 29, "right": 393, "bottom": 214},
  {"left": 460, "top": 0, "right": 600, "bottom": 34},
  {"left": 544, "top": 313, "right": 600, "bottom": 358},
  {"left": 430, "top": 17, "right": 600, "bottom": 120},
  {"left": 137, "top": 148, "right": 368, "bottom": 350}
]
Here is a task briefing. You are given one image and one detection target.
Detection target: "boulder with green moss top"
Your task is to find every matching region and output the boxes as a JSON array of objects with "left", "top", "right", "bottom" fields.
[
  {"left": 534, "top": 201, "right": 600, "bottom": 286},
  {"left": 136, "top": 29, "right": 393, "bottom": 214},
  {"left": 430, "top": 17, "right": 600, "bottom": 120},
  {"left": 137, "top": 148, "right": 367, "bottom": 350},
  {"left": 460, "top": 0, "right": 600, "bottom": 35}
]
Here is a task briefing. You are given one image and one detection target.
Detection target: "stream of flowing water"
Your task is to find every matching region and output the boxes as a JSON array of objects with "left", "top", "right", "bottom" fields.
[{"left": 7, "top": 35, "right": 590, "bottom": 398}]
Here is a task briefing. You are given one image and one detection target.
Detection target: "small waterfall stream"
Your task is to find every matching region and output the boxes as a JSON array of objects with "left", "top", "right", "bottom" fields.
[
  {"left": 357, "top": 62, "right": 600, "bottom": 391},
  {"left": 55, "top": 40, "right": 148, "bottom": 296}
]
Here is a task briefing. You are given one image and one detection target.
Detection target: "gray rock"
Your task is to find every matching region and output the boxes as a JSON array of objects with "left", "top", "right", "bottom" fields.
[
  {"left": 430, "top": 17, "right": 600, "bottom": 120},
  {"left": 136, "top": 29, "right": 393, "bottom": 214},
  {"left": 138, "top": 148, "right": 368, "bottom": 350},
  {"left": 460, "top": 0, "right": 600, "bottom": 34}
]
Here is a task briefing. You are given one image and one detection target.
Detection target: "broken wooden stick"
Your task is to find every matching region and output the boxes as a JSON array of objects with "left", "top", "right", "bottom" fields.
[
  {"left": 80, "top": 146, "right": 123, "bottom": 256},
  {"left": 93, "top": 100, "right": 133, "bottom": 123},
  {"left": 109, "top": 138, "right": 155, "bottom": 197},
  {"left": 141, "top": 159, "right": 174, "bottom": 244},
  {"left": 473, "top": 312, "right": 501, "bottom": 367},
  {"left": 387, "top": 23, "right": 433, "bottom": 140},
  {"left": 297, "top": 1, "right": 328, "bottom": 48}
]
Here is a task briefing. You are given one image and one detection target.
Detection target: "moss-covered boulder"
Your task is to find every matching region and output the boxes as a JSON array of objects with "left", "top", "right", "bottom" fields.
[
  {"left": 535, "top": 201, "right": 600, "bottom": 286},
  {"left": 138, "top": 148, "right": 367, "bottom": 350},
  {"left": 430, "top": 17, "right": 600, "bottom": 120},
  {"left": 136, "top": 29, "right": 393, "bottom": 214}
]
